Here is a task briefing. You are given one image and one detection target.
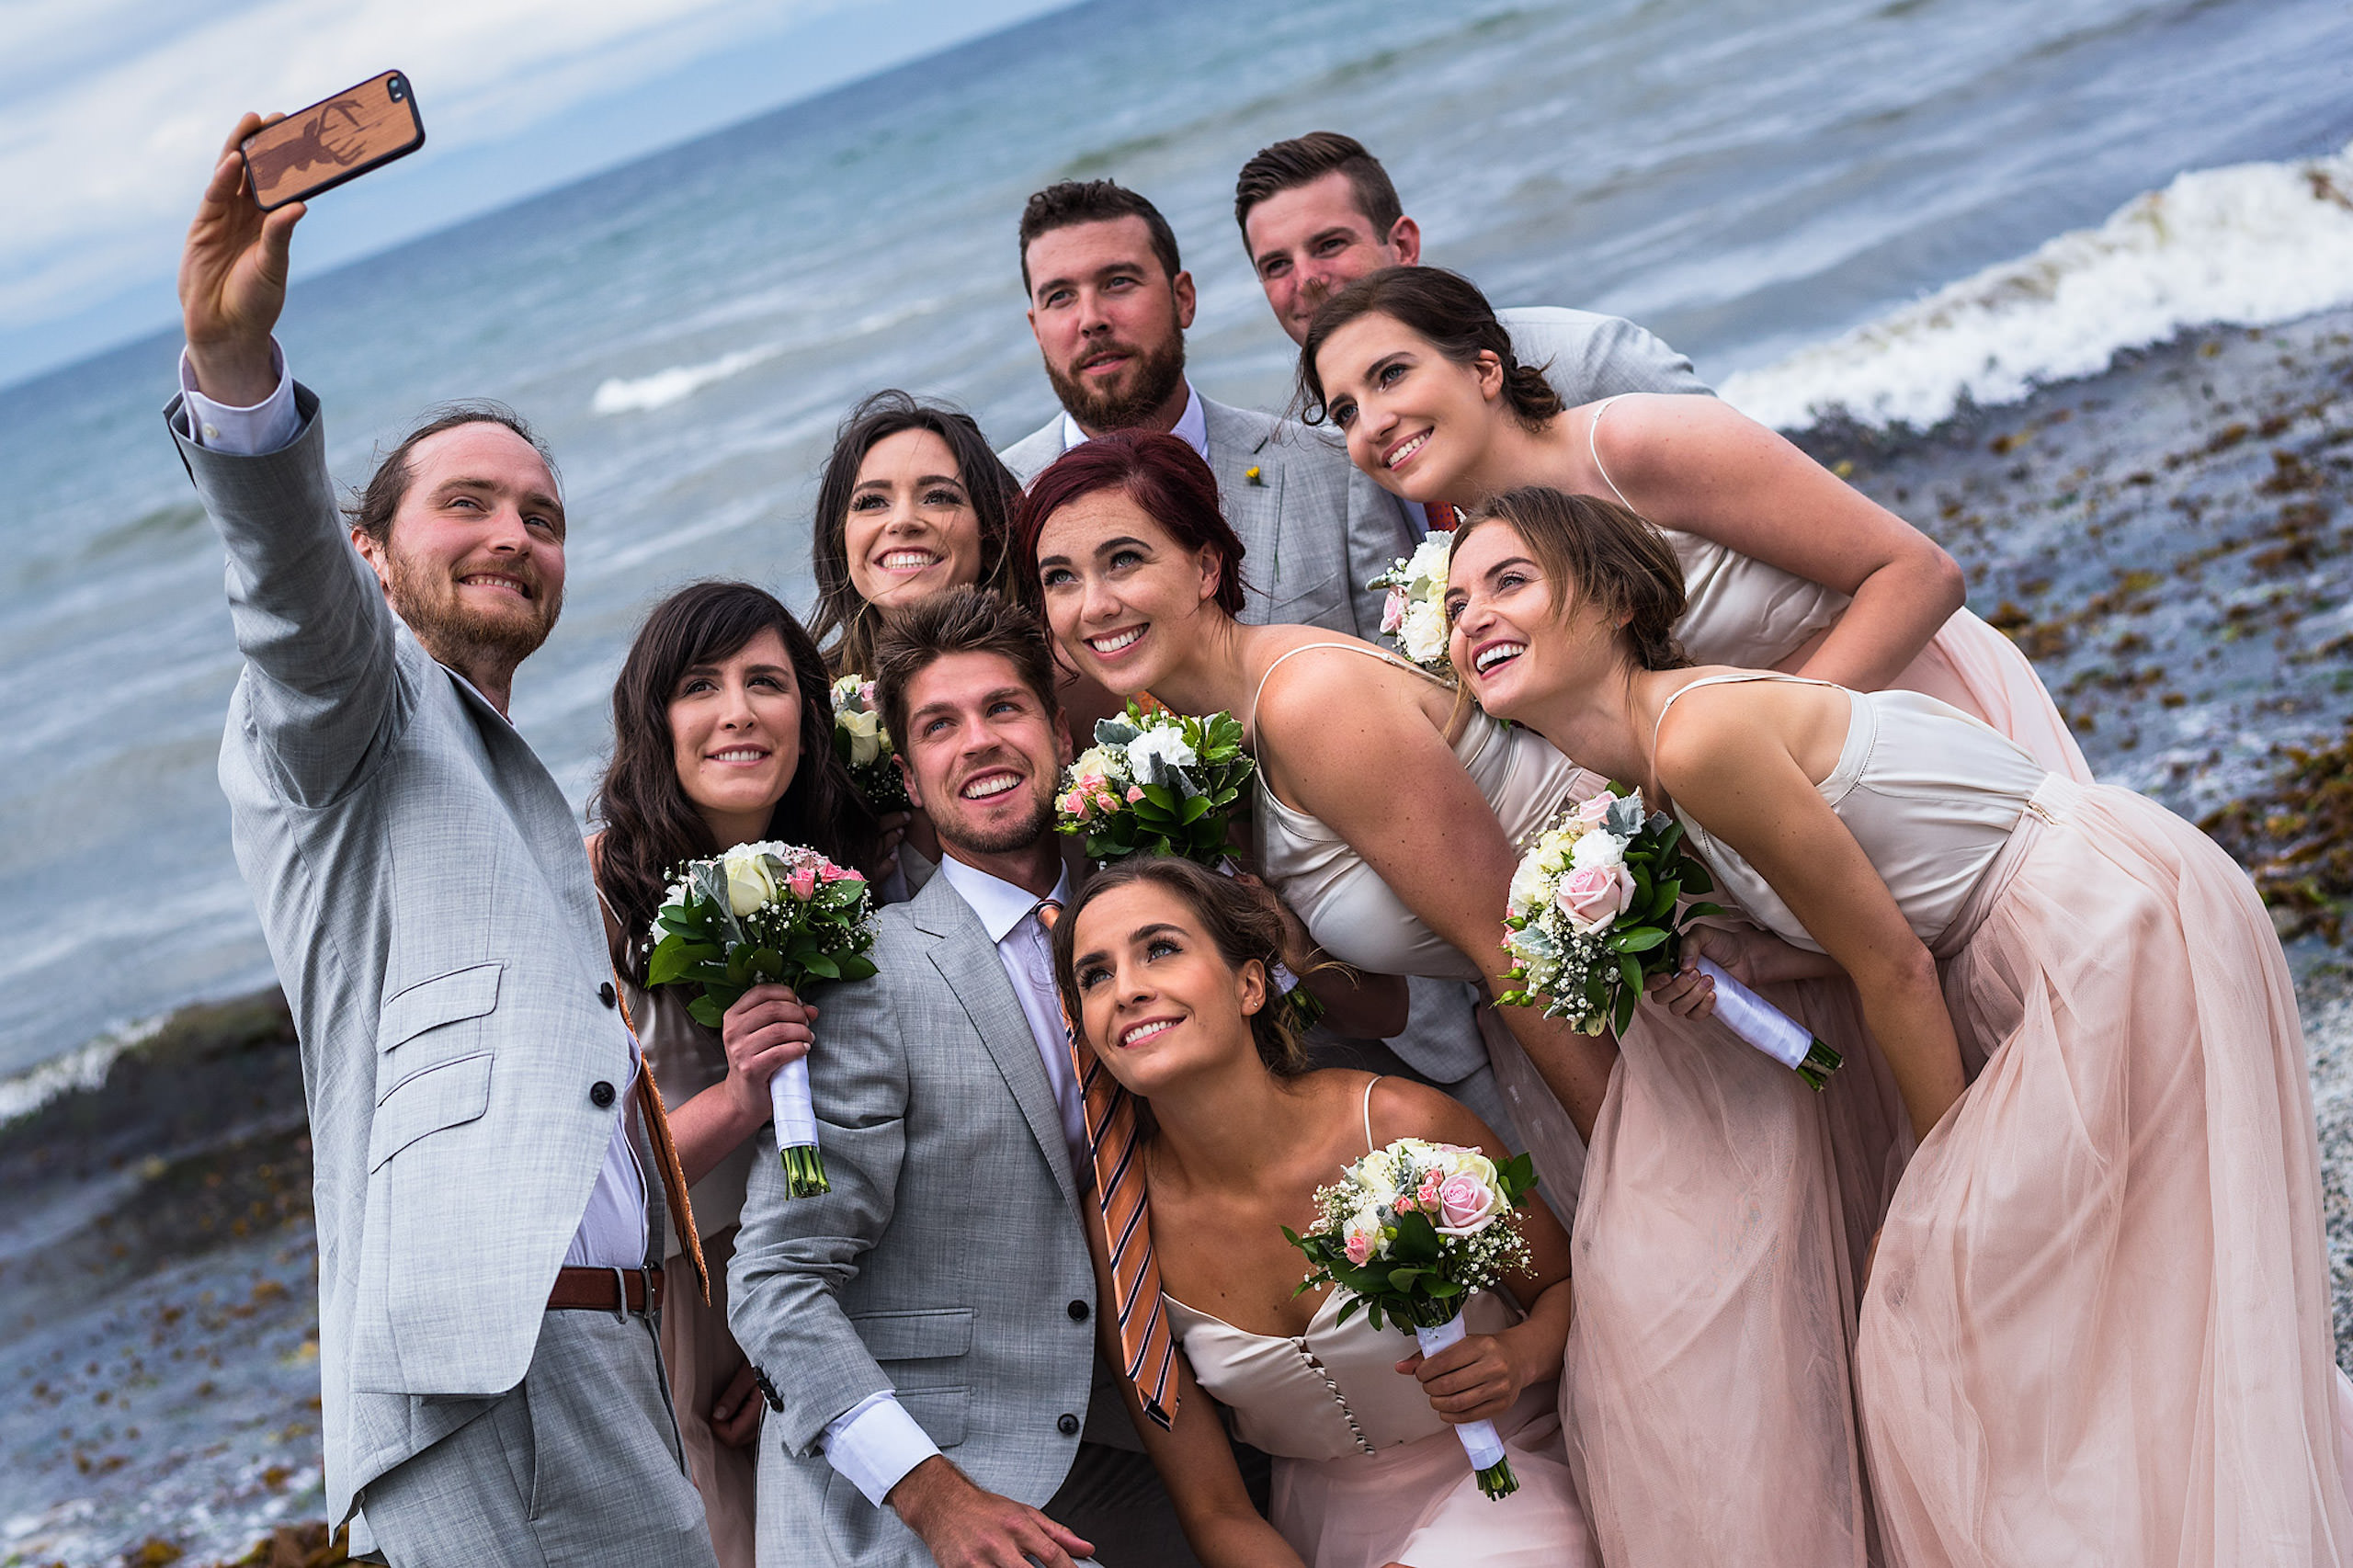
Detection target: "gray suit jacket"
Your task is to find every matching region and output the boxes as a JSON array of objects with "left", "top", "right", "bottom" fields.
[
  {"left": 998, "top": 392, "right": 1420, "bottom": 640},
  {"left": 168, "top": 388, "right": 638, "bottom": 1525},
  {"left": 730, "top": 870, "right": 1104, "bottom": 1568},
  {"left": 1501, "top": 305, "right": 1714, "bottom": 403}
]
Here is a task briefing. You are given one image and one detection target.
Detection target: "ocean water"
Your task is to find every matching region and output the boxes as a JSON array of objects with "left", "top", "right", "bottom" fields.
[{"left": 1, "top": 0, "right": 2350, "bottom": 1097}]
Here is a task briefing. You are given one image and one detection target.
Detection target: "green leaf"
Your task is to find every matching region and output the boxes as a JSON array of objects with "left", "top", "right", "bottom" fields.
[
  {"left": 801, "top": 952, "right": 842, "bottom": 981},
  {"left": 1614, "top": 926, "right": 1668, "bottom": 954},
  {"left": 687, "top": 994, "right": 724, "bottom": 1028}
]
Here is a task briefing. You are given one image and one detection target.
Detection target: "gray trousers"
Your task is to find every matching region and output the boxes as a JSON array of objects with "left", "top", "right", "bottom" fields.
[{"left": 359, "top": 1307, "right": 719, "bottom": 1568}]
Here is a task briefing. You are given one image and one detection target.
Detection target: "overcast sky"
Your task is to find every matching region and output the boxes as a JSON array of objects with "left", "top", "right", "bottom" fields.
[{"left": 0, "top": 0, "right": 1077, "bottom": 388}]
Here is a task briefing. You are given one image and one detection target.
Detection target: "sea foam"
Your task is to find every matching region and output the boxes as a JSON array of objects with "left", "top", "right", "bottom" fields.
[
  {"left": 591, "top": 347, "right": 778, "bottom": 415},
  {"left": 1722, "top": 139, "right": 2353, "bottom": 432}
]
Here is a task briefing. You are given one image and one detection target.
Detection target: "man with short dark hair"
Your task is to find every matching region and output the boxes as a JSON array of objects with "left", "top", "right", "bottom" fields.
[
  {"left": 1233, "top": 131, "right": 1710, "bottom": 403},
  {"left": 168, "top": 115, "right": 716, "bottom": 1565},
  {"left": 1000, "top": 178, "right": 1415, "bottom": 642},
  {"left": 731, "top": 588, "right": 1196, "bottom": 1568}
]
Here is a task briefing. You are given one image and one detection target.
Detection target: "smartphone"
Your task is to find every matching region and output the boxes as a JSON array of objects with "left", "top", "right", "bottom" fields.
[{"left": 241, "top": 71, "right": 426, "bottom": 210}]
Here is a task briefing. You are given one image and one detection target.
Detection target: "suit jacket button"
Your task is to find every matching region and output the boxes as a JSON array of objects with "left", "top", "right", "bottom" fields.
[
  {"left": 598, "top": 982, "right": 617, "bottom": 1007},
  {"left": 1056, "top": 1413, "right": 1080, "bottom": 1437},
  {"left": 1067, "top": 1300, "right": 1089, "bottom": 1322},
  {"left": 589, "top": 1080, "right": 616, "bottom": 1108}
]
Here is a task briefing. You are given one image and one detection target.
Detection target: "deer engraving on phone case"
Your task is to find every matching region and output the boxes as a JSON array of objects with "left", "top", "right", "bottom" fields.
[{"left": 243, "top": 74, "right": 423, "bottom": 209}]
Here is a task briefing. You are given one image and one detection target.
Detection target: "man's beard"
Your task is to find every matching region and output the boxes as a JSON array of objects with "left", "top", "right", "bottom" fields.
[
  {"left": 1045, "top": 321, "right": 1188, "bottom": 432},
  {"left": 387, "top": 548, "right": 562, "bottom": 676},
  {"left": 931, "top": 776, "right": 1056, "bottom": 858}
]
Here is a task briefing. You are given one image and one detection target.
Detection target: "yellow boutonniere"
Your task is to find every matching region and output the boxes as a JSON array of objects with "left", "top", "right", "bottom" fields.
[{"left": 1245, "top": 465, "right": 1265, "bottom": 486}]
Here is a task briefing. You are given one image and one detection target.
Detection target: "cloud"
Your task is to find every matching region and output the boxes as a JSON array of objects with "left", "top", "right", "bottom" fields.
[{"left": 0, "top": 0, "right": 854, "bottom": 331}]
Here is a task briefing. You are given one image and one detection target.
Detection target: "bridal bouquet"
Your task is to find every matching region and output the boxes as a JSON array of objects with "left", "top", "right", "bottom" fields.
[
  {"left": 1498, "top": 789, "right": 1843, "bottom": 1087},
  {"left": 1054, "top": 703, "right": 1255, "bottom": 864},
  {"left": 1286, "top": 1137, "right": 1540, "bottom": 1500},
  {"left": 645, "top": 842, "right": 878, "bottom": 1198},
  {"left": 1367, "top": 529, "right": 1457, "bottom": 682},
  {"left": 830, "top": 674, "right": 911, "bottom": 814}
]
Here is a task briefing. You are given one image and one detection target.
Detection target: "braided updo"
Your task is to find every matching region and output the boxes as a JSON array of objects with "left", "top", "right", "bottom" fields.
[
  {"left": 1456, "top": 487, "right": 1693, "bottom": 672},
  {"left": 1297, "top": 266, "right": 1563, "bottom": 430}
]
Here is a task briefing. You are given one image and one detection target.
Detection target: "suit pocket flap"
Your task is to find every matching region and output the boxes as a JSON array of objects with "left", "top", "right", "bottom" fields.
[
  {"left": 379, "top": 962, "right": 503, "bottom": 1051},
  {"left": 893, "top": 1384, "right": 968, "bottom": 1449},
  {"left": 850, "top": 1307, "right": 973, "bottom": 1361},
  {"left": 369, "top": 1051, "right": 493, "bottom": 1171}
]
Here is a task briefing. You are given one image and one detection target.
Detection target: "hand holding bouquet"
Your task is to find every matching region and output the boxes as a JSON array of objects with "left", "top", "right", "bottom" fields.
[
  {"left": 1367, "top": 530, "right": 1457, "bottom": 682},
  {"left": 830, "top": 674, "right": 911, "bottom": 814},
  {"left": 1286, "top": 1137, "right": 1540, "bottom": 1499},
  {"left": 1498, "top": 788, "right": 1843, "bottom": 1086},
  {"left": 645, "top": 841, "right": 878, "bottom": 1198}
]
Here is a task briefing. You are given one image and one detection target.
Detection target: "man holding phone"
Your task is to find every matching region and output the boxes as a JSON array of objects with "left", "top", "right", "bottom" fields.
[{"left": 169, "top": 113, "right": 722, "bottom": 1567}]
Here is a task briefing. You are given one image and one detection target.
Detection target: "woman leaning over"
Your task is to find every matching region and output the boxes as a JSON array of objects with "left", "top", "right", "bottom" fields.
[
  {"left": 808, "top": 391, "right": 1121, "bottom": 892},
  {"left": 1023, "top": 431, "right": 1881, "bottom": 1567},
  {"left": 1450, "top": 487, "right": 2352, "bottom": 1567},
  {"left": 1302, "top": 265, "right": 2091, "bottom": 782},
  {"left": 590, "top": 579, "right": 881, "bottom": 1568}
]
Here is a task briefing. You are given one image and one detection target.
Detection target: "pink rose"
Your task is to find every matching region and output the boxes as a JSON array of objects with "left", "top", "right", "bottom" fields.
[
  {"left": 1572, "top": 792, "right": 1615, "bottom": 827},
  {"left": 1344, "top": 1231, "right": 1374, "bottom": 1265},
  {"left": 1416, "top": 1173, "right": 1445, "bottom": 1210},
  {"left": 787, "top": 864, "right": 819, "bottom": 901},
  {"left": 1126, "top": 785, "right": 1146, "bottom": 804},
  {"left": 858, "top": 680, "right": 877, "bottom": 708},
  {"left": 1380, "top": 587, "right": 1408, "bottom": 636},
  {"left": 1437, "top": 1171, "right": 1501, "bottom": 1232},
  {"left": 1558, "top": 863, "right": 1635, "bottom": 932}
]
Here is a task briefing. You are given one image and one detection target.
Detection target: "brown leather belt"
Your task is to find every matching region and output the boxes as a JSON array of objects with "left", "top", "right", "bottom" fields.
[{"left": 549, "top": 1264, "right": 665, "bottom": 1317}]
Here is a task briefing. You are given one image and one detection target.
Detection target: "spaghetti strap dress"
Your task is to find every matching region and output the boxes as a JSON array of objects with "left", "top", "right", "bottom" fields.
[
  {"left": 1162, "top": 1079, "right": 1596, "bottom": 1568},
  {"left": 1249, "top": 642, "right": 1881, "bottom": 1568},
  {"left": 1585, "top": 393, "right": 2092, "bottom": 784},
  {"left": 1654, "top": 672, "right": 2353, "bottom": 1567}
]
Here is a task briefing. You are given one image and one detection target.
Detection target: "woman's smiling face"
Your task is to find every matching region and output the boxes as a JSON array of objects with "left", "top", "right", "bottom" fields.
[
  {"left": 844, "top": 426, "right": 985, "bottom": 612},
  {"left": 1313, "top": 311, "right": 1508, "bottom": 505},
  {"left": 1444, "top": 517, "right": 1620, "bottom": 724},
  {"left": 1034, "top": 486, "right": 1226, "bottom": 696},
  {"left": 1068, "top": 879, "right": 1267, "bottom": 1097}
]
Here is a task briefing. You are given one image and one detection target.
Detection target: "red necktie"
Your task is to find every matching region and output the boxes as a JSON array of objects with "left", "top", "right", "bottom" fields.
[
  {"left": 1037, "top": 899, "right": 1178, "bottom": 1429},
  {"left": 1423, "top": 501, "right": 1461, "bottom": 532}
]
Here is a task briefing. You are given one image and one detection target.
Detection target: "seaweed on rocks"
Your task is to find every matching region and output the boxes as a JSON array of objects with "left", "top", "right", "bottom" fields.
[{"left": 2202, "top": 721, "right": 2353, "bottom": 942}]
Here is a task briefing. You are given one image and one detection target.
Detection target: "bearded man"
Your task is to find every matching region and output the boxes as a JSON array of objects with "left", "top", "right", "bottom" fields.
[
  {"left": 998, "top": 179, "right": 1416, "bottom": 642},
  {"left": 166, "top": 113, "right": 720, "bottom": 1567}
]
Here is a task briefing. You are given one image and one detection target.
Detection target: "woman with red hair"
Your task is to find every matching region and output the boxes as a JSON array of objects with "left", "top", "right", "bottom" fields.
[{"left": 1021, "top": 432, "right": 1880, "bottom": 1567}]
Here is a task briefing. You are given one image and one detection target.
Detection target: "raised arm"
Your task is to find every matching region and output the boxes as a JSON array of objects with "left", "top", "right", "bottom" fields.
[
  {"left": 1256, "top": 656, "right": 1616, "bottom": 1135},
  {"left": 1653, "top": 683, "right": 1966, "bottom": 1141},
  {"left": 1592, "top": 394, "right": 1966, "bottom": 691},
  {"left": 176, "top": 114, "right": 404, "bottom": 805}
]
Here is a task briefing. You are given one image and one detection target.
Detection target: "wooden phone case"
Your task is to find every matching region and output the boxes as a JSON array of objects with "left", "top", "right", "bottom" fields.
[{"left": 241, "top": 71, "right": 426, "bottom": 210}]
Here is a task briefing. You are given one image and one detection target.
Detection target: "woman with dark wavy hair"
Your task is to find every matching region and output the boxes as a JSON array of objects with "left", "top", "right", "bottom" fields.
[
  {"left": 806, "top": 391, "right": 1123, "bottom": 894},
  {"left": 590, "top": 578, "right": 881, "bottom": 1568}
]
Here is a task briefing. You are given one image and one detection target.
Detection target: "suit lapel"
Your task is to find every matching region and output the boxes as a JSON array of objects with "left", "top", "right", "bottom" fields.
[
  {"left": 912, "top": 879, "right": 1083, "bottom": 1219},
  {"left": 1202, "top": 401, "right": 1286, "bottom": 617}
]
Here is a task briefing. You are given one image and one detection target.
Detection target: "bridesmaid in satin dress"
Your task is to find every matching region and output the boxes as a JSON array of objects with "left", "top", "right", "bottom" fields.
[
  {"left": 1026, "top": 431, "right": 1879, "bottom": 1565},
  {"left": 1301, "top": 265, "right": 2090, "bottom": 783},
  {"left": 1051, "top": 857, "right": 1595, "bottom": 1568},
  {"left": 1450, "top": 487, "right": 2353, "bottom": 1568}
]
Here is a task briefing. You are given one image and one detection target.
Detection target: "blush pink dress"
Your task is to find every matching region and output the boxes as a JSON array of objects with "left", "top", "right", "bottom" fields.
[
  {"left": 1658, "top": 674, "right": 2353, "bottom": 1567},
  {"left": 1162, "top": 1082, "right": 1596, "bottom": 1568}
]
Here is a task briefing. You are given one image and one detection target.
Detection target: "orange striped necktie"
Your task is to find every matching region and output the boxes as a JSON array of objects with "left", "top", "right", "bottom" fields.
[{"left": 1035, "top": 898, "right": 1178, "bottom": 1430}]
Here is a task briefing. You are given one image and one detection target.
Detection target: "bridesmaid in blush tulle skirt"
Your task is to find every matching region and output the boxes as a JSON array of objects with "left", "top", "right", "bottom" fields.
[{"left": 1453, "top": 486, "right": 2353, "bottom": 1567}]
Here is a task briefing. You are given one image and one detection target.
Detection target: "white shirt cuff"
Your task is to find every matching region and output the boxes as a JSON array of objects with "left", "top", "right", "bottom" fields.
[
  {"left": 178, "top": 339, "right": 300, "bottom": 455},
  {"left": 821, "top": 1392, "right": 942, "bottom": 1506}
]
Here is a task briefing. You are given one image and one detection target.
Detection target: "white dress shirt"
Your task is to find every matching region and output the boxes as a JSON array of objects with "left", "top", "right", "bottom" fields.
[
  {"left": 179, "top": 343, "right": 652, "bottom": 1273},
  {"left": 820, "top": 851, "right": 1083, "bottom": 1506},
  {"left": 1056, "top": 380, "right": 1208, "bottom": 464}
]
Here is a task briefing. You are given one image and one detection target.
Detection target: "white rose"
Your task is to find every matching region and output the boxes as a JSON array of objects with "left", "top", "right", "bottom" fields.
[
  {"left": 1401, "top": 597, "right": 1449, "bottom": 664},
  {"left": 1404, "top": 531, "right": 1454, "bottom": 591},
  {"left": 1125, "top": 727, "right": 1198, "bottom": 779},
  {"left": 721, "top": 846, "right": 779, "bottom": 915},
  {"left": 1073, "top": 744, "right": 1126, "bottom": 784},
  {"left": 1507, "top": 854, "right": 1550, "bottom": 915},
  {"left": 1569, "top": 828, "right": 1626, "bottom": 871},
  {"left": 838, "top": 706, "right": 883, "bottom": 767}
]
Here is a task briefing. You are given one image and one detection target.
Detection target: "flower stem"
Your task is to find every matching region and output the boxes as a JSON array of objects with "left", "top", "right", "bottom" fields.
[
  {"left": 780, "top": 1142, "right": 831, "bottom": 1200},
  {"left": 1795, "top": 1036, "right": 1845, "bottom": 1091},
  {"left": 1476, "top": 1458, "right": 1520, "bottom": 1500}
]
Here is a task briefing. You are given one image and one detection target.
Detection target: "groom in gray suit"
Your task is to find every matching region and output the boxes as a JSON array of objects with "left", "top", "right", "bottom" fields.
[
  {"left": 730, "top": 589, "right": 1193, "bottom": 1568},
  {"left": 997, "top": 179, "right": 1414, "bottom": 642},
  {"left": 166, "top": 117, "right": 714, "bottom": 1565}
]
